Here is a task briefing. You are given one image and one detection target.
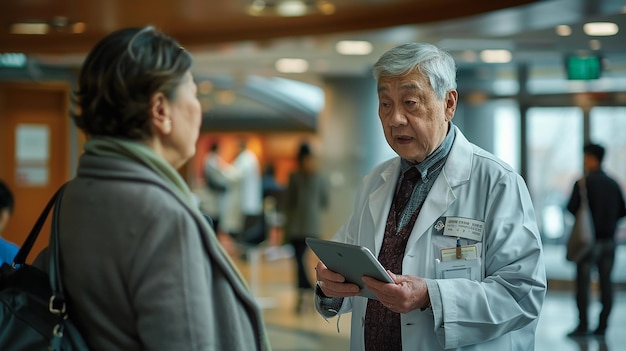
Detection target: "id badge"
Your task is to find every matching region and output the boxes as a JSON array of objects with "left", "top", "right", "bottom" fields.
[{"left": 435, "top": 258, "right": 481, "bottom": 280}]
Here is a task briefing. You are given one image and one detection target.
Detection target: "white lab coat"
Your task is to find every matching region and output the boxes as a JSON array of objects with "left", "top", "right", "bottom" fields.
[
  {"left": 232, "top": 149, "right": 263, "bottom": 215},
  {"left": 331, "top": 126, "right": 546, "bottom": 350}
]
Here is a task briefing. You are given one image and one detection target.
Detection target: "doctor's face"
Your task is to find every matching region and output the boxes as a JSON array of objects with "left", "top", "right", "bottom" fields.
[{"left": 377, "top": 70, "right": 457, "bottom": 163}]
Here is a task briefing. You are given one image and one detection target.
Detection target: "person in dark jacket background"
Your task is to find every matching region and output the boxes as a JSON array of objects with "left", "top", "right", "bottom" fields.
[
  {"left": 284, "top": 142, "right": 329, "bottom": 313},
  {"left": 567, "top": 142, "right": 626, "bottom": 337}
]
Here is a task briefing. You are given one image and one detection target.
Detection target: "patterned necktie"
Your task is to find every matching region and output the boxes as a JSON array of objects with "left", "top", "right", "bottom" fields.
[
  {"left": 394, "top": 167, "right": 420, "bottom": 223},
  {"left": 364, "top": 167, "right": 421, "bottom": 351}
]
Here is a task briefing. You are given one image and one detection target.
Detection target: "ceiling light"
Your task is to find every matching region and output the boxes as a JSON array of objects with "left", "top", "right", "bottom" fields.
[
  {"left": 556, "top": 25, "right": 572, "bottom": 36},
  {"left": 583, "top": 22, "right": 618, "bottom": 36},
  {"left": 335, "top": 40, "right": 372, "bottom": 55},
  {"left": 247, "top": 0, "right": 264, "bottom": 15},
  {"left": 480, "top": 50, "right": 512, "bottom": 63},
  {"left": 275, "top": 58, "right": 309, "bottom": 73},
  {"left": 247, "top": 0, "right": 333, "bottom": 17},
  {"left": 317, "top": 0, "right": 336, "bottom": 15},
  {"left": 10, "top": 23, "right": 49, "bottom": 35},
  {"left": 277, "top": 0, "right": 307, "bottom": 16}
]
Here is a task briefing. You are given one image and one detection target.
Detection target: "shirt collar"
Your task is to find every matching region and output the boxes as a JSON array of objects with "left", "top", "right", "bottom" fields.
[{"left": 400, "top": 122, "right": 456, "bottom": 180}]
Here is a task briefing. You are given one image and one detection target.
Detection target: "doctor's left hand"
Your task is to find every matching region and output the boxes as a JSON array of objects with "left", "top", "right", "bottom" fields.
[{"left": 362, "top": 271, "right": 430, "bottom": 314}]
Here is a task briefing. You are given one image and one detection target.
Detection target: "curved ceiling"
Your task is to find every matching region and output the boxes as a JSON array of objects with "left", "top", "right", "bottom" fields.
[
  {"left": 199, "top": 75, "right": 325, "bottom": 132},
  {"left": 3, "top": 0, "right": 625, "bottom": 80},
  {"left": 1, "top": 0, "right": 536, "bottom": 55},
  {"left": 3, "top": 0, "right": 626, "bottom": 132}
]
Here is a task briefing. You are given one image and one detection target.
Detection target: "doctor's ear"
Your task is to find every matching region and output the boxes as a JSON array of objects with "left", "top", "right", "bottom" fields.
[{"left": 444, "top": 90, "right": 458, "bottom": 120}]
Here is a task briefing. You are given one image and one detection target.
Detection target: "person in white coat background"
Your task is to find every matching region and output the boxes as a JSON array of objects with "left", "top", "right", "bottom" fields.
[
  {"left": 314, "top": 42, "right": 546, "bottom": 350},
  {"left": 231, "top": 140, "right": 264, "bottom": 245}
]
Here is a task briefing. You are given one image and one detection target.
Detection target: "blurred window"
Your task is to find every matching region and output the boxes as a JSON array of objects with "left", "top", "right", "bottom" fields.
[
  {"left": 493, "top": 101, "right": 520, "bottom": 172},
  {"left": 527, "top": 107, "right": 583, "bottom": 243}
]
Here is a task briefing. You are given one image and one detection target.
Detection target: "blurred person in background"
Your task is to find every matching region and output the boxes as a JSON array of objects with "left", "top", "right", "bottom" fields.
[
  {"left": 261, "top": 163, "right": 289, "bottom": 260},
  {"left": 203, "top": 141, "right": 231, "bottom": 233},
  {"left": 0, "top": 180, "right": 18, "bottom": 265},
  {"left": 314, "top": 42, "right": 546, "bottom": 350},
  {"left": 34, "top": 26, "right": 269, "bottom": 350},
  {"left": 284, "top": 142, "right": 329, "bottom": 313},
  {"left": 231, "top": 140, "right": 264, "bottom": 245},
  {"left": 566, "top": 143, "right": 626, "bottom": 337}
]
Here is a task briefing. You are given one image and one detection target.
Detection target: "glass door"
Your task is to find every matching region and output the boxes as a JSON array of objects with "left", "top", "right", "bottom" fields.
[{"left": 526, "top": 107, "right": 583, "bottom": 244}]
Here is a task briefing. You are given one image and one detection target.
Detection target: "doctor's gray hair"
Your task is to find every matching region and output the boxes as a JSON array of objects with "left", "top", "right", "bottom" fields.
[{"left": 372, "top": 43, "right": 457, "bottom": 100}]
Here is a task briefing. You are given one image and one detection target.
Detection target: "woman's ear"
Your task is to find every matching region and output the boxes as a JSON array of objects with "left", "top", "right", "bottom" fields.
[{"left": 150, "top": 92, "right": 172, "bottom": 135}]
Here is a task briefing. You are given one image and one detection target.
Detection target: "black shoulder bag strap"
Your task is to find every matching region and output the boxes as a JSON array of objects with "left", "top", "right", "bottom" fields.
[{"left": 12, "top": 184, "right": 67, "bottom": 267}]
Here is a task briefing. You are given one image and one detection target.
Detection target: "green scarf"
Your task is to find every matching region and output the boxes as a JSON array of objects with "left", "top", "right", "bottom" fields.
[{"left": 84, "top": 137, "right": 194, "bottom": 209}]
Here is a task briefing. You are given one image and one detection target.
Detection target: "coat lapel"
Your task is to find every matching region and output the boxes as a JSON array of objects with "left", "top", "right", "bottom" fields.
[{"left": 368, "top": 159, "right": 400, "bottom": 255}]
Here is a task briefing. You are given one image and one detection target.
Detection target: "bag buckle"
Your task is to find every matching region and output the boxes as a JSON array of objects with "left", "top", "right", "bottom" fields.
[{"left": 49, "top": 296, "right": 66, "bottom": 315}]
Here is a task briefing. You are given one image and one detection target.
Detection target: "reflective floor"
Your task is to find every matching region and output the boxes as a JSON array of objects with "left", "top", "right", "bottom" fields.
[{"left": 229, "top": 242, "right": 626, "bottom": 351}]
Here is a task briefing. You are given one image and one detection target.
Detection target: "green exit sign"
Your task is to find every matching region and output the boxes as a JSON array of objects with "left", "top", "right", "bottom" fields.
[
  {"left": 0, "top": 53, "right": 27, "bottom": 68},
  {"left": 566, "top": 55, "right": 602, "bottom": 80}
]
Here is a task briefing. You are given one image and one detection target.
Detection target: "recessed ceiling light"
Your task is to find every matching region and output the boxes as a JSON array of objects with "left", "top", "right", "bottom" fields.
[
  {"left": 335, "top": 40, "right": 372, "bottom": 55},
  {"left": 583, "top": 22, "right": 619, "bottom": 36},
  {"left": 247, "top": 0, "right": 333, "bottom": 17},
  {"left": 317, "top": 0, "right": 336, "bottom": 15},
  {"left": 480, "top": 49, "right": 512, "bottom": 63},
  {"left": 277, "top": 0, "right": 307, "bottom": 17},
  {"left": 275, "top": 58, "right": 309, "bottom": 73},
  {"left": 556, "top": 25, "right": 572, "bottom": 36},
  {"left": 10, "top": 22, "right": 49, "bottom": 35}
]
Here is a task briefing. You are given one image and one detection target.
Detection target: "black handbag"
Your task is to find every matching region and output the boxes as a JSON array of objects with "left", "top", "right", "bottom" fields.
[
  {"left": 0, "top": 184, "right": 91, "bottom": 350},
  {"left": 566, "top": 178, "right": 595, "bottom": 263}
]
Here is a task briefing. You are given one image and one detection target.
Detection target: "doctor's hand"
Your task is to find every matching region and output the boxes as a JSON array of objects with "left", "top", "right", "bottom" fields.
[
  {"left": 362, "top": 271, "right": 430, "bottom": 314},
  {"left": 314, "top": 261, "right": 361, "bottom": 298}
]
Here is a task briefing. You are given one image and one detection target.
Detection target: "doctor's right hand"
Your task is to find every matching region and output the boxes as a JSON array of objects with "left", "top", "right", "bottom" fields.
[{"left": 315, "top": 261, "right": 361, "bottom": 298}]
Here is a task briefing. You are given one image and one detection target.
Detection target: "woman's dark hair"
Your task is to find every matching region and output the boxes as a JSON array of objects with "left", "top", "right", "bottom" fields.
[
  {"left": 0, "top": 180, "right": 14, "bottom": 213},
  {"left": 73, "top": 26, "right": 193, "bottom": 139}
]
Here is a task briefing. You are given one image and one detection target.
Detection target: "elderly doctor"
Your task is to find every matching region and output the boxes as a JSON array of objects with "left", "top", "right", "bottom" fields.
[{"left": 314, "top": 43, "right": 546, "bottom": 350}]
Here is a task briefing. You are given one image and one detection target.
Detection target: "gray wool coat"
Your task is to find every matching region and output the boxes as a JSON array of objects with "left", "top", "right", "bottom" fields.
[{"left": 40, "top": 153, "right": 268, "bottom": 351}]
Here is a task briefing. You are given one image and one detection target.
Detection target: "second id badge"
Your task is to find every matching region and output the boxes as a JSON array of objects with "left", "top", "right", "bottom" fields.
[
  {"left": 435, "top": 258, "right": 481, "bottom": 280},
  {"left": 436, "top": 237, "right": 481, "bottom": 281}
]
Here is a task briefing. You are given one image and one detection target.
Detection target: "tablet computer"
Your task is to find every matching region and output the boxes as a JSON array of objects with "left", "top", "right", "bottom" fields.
[{"left": 305, "top": 237, "right": 393, "bottom": 300}]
